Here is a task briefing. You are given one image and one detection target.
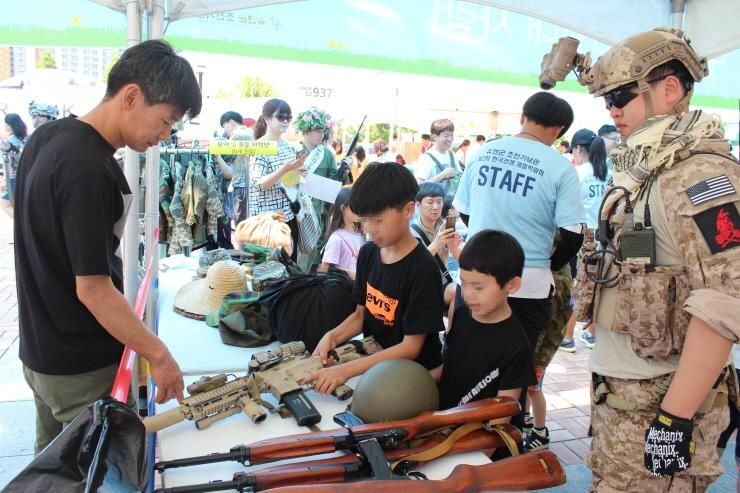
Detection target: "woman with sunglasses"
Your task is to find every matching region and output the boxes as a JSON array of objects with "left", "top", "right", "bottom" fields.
[{"left": 249, "top": 98, "right": 307, "bottom": 260}]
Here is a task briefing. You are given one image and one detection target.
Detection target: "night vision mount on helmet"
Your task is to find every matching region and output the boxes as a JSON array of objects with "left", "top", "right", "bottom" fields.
[{"left": 539, "top": 27, "right": 708, "bottom": 96}]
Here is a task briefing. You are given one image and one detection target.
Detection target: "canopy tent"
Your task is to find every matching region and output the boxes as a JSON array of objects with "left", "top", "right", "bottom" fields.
[
  {"left": 80, "top": 0, "right": 739, "bottom": 417},
  {"left": 89, "top": 0, "right": 740, "bottom": 59}
]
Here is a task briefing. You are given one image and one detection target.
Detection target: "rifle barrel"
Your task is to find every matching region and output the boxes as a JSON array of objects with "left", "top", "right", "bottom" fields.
[
  {"left": 155, "top": 398, "right": 519, "bottom": 471},
  {"left": 262, "top": 450, "right": 566, "bottom": 493}
]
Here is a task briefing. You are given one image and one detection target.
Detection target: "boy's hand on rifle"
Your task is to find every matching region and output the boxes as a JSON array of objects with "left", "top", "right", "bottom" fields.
[
  {"left": 313, "top": 332, "right": 337, "bottom": 365},
  {"left": 302, "top": 366, "right": 349, "bottom": 395}
]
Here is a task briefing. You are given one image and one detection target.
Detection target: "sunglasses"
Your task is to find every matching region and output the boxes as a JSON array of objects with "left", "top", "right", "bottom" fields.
[
  {"left": 603, "top": 73, "right": 677, "bottom": 110},
  {"left": 273, "top": 114, "right": 292, "bottom": 122}
]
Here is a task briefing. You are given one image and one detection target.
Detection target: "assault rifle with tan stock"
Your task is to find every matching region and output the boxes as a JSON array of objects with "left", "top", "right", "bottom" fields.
[
  {"left": 153, "top": 397, "right": 521, "bottom": 472},
  {"left": 263, "top": 450, "right": 566, "bottom": 493},
  {"left": 247, "top": 337, "right": 383, "bottom": 426},
  {"left": 153, "top": 424, "right": 522, "bottom": 492},
  {"left": 144, "top": 337, "right": 382, "bottom": 433}
]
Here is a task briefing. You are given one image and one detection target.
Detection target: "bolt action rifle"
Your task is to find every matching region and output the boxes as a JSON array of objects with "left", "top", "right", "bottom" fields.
[
  {"left": 153, "top": 424, "right": 522, "bottom": 492},
  {"left": 247, "top": 337, "right": 382, "bottom": 426},
  {"left": 263, "top": 450, "right": 566, "bottom": 493},
  {"left": 154, "top": 396, "right": 521, "bottom": 472}
]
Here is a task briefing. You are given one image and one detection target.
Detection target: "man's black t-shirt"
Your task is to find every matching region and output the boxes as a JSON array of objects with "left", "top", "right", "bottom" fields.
[
  {"left": 352, "top": 242, "right": 443, "bottom": 369},
  {"left": 15, "top": 117, "right": 132, "bottom": 374},
  {"left": 438, "top": 303, "right": 536, "bottom": 409}
]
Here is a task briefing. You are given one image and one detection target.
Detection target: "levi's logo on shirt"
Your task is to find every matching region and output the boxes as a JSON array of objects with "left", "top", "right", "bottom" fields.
[{"left": 365, "top": 282, "right": 399, "bottom": 326}]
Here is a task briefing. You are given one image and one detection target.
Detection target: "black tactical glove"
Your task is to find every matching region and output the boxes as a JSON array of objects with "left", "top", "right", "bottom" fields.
[{"left": 644, "top": 407, "right": 695, "bottom": 477}]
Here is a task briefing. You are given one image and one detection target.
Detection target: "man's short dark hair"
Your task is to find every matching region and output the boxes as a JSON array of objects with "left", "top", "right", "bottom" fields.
[
  {"left": 421, "top": 133, "right": 431, "bottom": 141},
  {"left": 430, "top": 119, "right": 454, "bottom": 136},
  {"left": 350, "top": 163, "right": 418, "bottom": 215},
  {"left": 105, "top": 40, "right": 202, "bottom": 119},
  {"left": 647, "top": 59, "right": 694, "bottom": 94},
  {"left": 476, "top": 135, "right": 486, "bottom": 143},
  {"left": 522, "top": 92, "right": 573, "bottom": 137},
  {"left": 559, "top": 139, "right": 570, "bottom": 149},
  {"left": 415, "top": 182, "right": 445, "bottom": 202},
  {"left": 459, "top": 230, "right": 524, "bottom": 287},
  {"left": 220, "top": 111, "right": 243, "bottom": 127}
]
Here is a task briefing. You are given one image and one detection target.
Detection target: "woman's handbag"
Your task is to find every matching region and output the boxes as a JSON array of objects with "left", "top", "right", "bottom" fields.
[{"left": 296, "top": 193, "right": 321, "bottom": 254}]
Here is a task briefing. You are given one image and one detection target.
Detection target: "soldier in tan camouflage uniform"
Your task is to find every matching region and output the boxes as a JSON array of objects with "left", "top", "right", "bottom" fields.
[{"left": 541, "top": 28, "right": 739, "bottom": 491}]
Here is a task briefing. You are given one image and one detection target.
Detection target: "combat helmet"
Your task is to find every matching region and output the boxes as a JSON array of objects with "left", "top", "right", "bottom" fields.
[
  {"left": 348, "top": 359, "right": 439, "bottom": 423},
  {"left": 579, "top": 27, "right": 708, "bottom": 97},
  {"left": 28, "top": 101, "right": 59, "bottom": 120}
]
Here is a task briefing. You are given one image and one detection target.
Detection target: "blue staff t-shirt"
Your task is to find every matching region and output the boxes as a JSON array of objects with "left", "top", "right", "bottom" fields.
[{"left": 453, "top": 137, "right": 585, "bottom": 269}]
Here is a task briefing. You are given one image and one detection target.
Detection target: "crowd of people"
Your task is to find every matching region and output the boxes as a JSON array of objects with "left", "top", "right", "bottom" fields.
[{"left": 7, "top": 25, "right": 740, "bottom": 493}]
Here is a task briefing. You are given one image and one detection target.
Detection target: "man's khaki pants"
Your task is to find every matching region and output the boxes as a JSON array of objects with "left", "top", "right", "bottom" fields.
[{"left": 22, "top": 363, "right": 118, "bottom": 455}]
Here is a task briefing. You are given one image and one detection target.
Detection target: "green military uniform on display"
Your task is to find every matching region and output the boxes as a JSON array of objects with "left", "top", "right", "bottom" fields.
[{"left": 543, "top": 28, "right": 740, "bottom": 492}]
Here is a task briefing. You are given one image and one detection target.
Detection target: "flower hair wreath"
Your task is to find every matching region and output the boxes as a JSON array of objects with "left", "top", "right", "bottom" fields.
[{"left": 294, "top": 107, "right": 333, "bottom": 133}]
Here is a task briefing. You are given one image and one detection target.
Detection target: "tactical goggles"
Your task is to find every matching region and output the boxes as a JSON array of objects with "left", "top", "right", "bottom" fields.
[{"left": 603, "top": 73, "right": 677, "bottom": 110}]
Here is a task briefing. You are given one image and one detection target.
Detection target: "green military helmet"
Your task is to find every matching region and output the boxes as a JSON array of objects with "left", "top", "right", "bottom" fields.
[
  {"left": 579, "top": 27, "right": 708, "bottom": 97},
  {"left": 348, "top": 359, "right": 439, "bottom": 423}
]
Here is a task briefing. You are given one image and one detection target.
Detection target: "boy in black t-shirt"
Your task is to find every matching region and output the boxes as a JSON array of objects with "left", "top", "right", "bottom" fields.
[
  {"left": 432, "top": 230, "right": 535, "bottom": 414},
  {"left": 304, "top": 163, "right": 444, "bottom": 395}
]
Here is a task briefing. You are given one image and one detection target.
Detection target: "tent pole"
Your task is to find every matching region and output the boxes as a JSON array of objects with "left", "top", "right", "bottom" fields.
[
  {"left": 670, "top": 0, "right": 687, "bottom": 28},
  {"left": 122, "top": 0, "right": 142, "bottom": 411}
]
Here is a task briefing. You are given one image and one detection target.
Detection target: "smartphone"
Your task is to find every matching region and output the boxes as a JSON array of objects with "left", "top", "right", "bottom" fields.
[{"left": 445, "top": 216, "right": 457, "bottom": 230}]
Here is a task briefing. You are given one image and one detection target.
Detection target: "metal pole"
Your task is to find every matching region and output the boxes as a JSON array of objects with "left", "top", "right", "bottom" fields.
[
  {"left": 670, "top": 0, "right": 687, "bottom": 28},
  {"left": 144, "top": 0, "right": 165, "bottom": 338},
  {"left": 123, "top": 0, "right": 141, "bottom": 308},
  {"left": 121, "top": 0, "right": 142, "bottom": 412}
]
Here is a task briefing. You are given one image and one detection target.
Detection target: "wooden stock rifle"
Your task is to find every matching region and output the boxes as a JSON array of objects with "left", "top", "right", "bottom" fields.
[
  {"left": 154, "top": 397, "right": 520, "bottom": 472},
  {"left": 262, "top": 450, "right": 566, "bottom": 493},
  {"left": 153, "top": 425, "right": 521, "bottom": 492}
]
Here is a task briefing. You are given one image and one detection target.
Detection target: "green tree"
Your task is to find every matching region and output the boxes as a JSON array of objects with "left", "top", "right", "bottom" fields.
[
  {"left": 36, "top": 50, "right": 56, "bottom": 69},
  {"left": 212, "top": 87, "right": 235, "bottom": 99},
  {"left": 102, "top": 53, "right": 120, "bottom": 83},
  {"left": 236, "top": 76, "right": 278, "bottom": 97}
]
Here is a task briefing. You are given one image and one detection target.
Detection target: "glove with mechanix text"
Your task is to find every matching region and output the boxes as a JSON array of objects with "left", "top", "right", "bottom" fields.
[{"left": 644, "top": 407, "right": 695, "bottom": 477}]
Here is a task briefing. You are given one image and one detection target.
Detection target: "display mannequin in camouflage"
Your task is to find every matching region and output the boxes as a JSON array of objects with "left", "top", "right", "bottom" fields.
[{"left": 542, "top": 28, "right": 739, "bottom": 491}]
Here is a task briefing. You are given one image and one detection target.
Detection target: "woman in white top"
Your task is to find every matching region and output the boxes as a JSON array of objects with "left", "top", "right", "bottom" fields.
[
  {"left": 560, "top": 128, "right": 609, "bottom": 350},
  {"left": 568, "top": 128, "right": 610, "bottom": 229}
]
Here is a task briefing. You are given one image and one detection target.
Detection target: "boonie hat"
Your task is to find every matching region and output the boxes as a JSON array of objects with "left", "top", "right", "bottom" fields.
[
  {"left": 566, "top": 128, "right": 597, "bottom": 153},
  {"left": 174, "top": 260, "right": 247, "bottom": 320}
]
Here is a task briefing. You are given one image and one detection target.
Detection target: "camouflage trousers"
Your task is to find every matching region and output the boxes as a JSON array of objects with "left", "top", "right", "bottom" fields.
[
  {"left": 587, "top": 375, "right": 729, "bottom": 492},
  {"left": 532, "top": 265, "right": 573, "bottom": 369}
]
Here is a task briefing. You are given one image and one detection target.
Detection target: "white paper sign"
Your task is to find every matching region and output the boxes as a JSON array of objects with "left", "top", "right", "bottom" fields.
[{"left": 301, "top": 174, "right": 343, "bottom": 203}]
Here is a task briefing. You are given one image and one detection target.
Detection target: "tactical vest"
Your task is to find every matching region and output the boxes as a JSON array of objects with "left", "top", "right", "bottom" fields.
[{"left": 573, "top": 157, "right": 696, "bottom": 360}]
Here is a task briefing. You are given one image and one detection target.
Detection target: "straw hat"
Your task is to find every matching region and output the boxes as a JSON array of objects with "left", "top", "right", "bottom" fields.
[{"left": 174, "top": 260, "right": 248, "bottom": 319}]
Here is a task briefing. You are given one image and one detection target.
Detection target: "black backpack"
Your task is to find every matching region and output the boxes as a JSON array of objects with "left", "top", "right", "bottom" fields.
[{"left": 258, "top": 269, "right": 356, "bottom": 352}]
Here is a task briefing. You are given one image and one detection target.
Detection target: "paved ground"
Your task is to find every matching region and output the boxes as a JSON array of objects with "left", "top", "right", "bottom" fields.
[{"left": 0, "top": 213, "right": 735, "bottom": 491}]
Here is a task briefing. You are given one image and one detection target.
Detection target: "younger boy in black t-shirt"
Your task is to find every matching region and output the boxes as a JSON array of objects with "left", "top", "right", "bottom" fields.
[
  {"left": 304, "top": 163, "right": 444, "bottom": 395},
  {"left": 432, "top": 230, "right": 535, "bottom": 413}
]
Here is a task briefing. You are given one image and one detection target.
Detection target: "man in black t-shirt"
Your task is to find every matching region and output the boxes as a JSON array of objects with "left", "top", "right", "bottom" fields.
[
  {"left": 433, "top": 230, "right": 535, "bottom": 413},
  {"left": 14, "top": 41, "right": 201, "bottom": 454},
  {"left": 303, "top": 163, "right": 444, "bottom": 395}
]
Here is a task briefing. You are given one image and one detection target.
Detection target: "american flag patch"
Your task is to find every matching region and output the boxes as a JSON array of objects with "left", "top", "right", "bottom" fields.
[{"left": 685, "top": 175, "right": 735, "bottom": 206}]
